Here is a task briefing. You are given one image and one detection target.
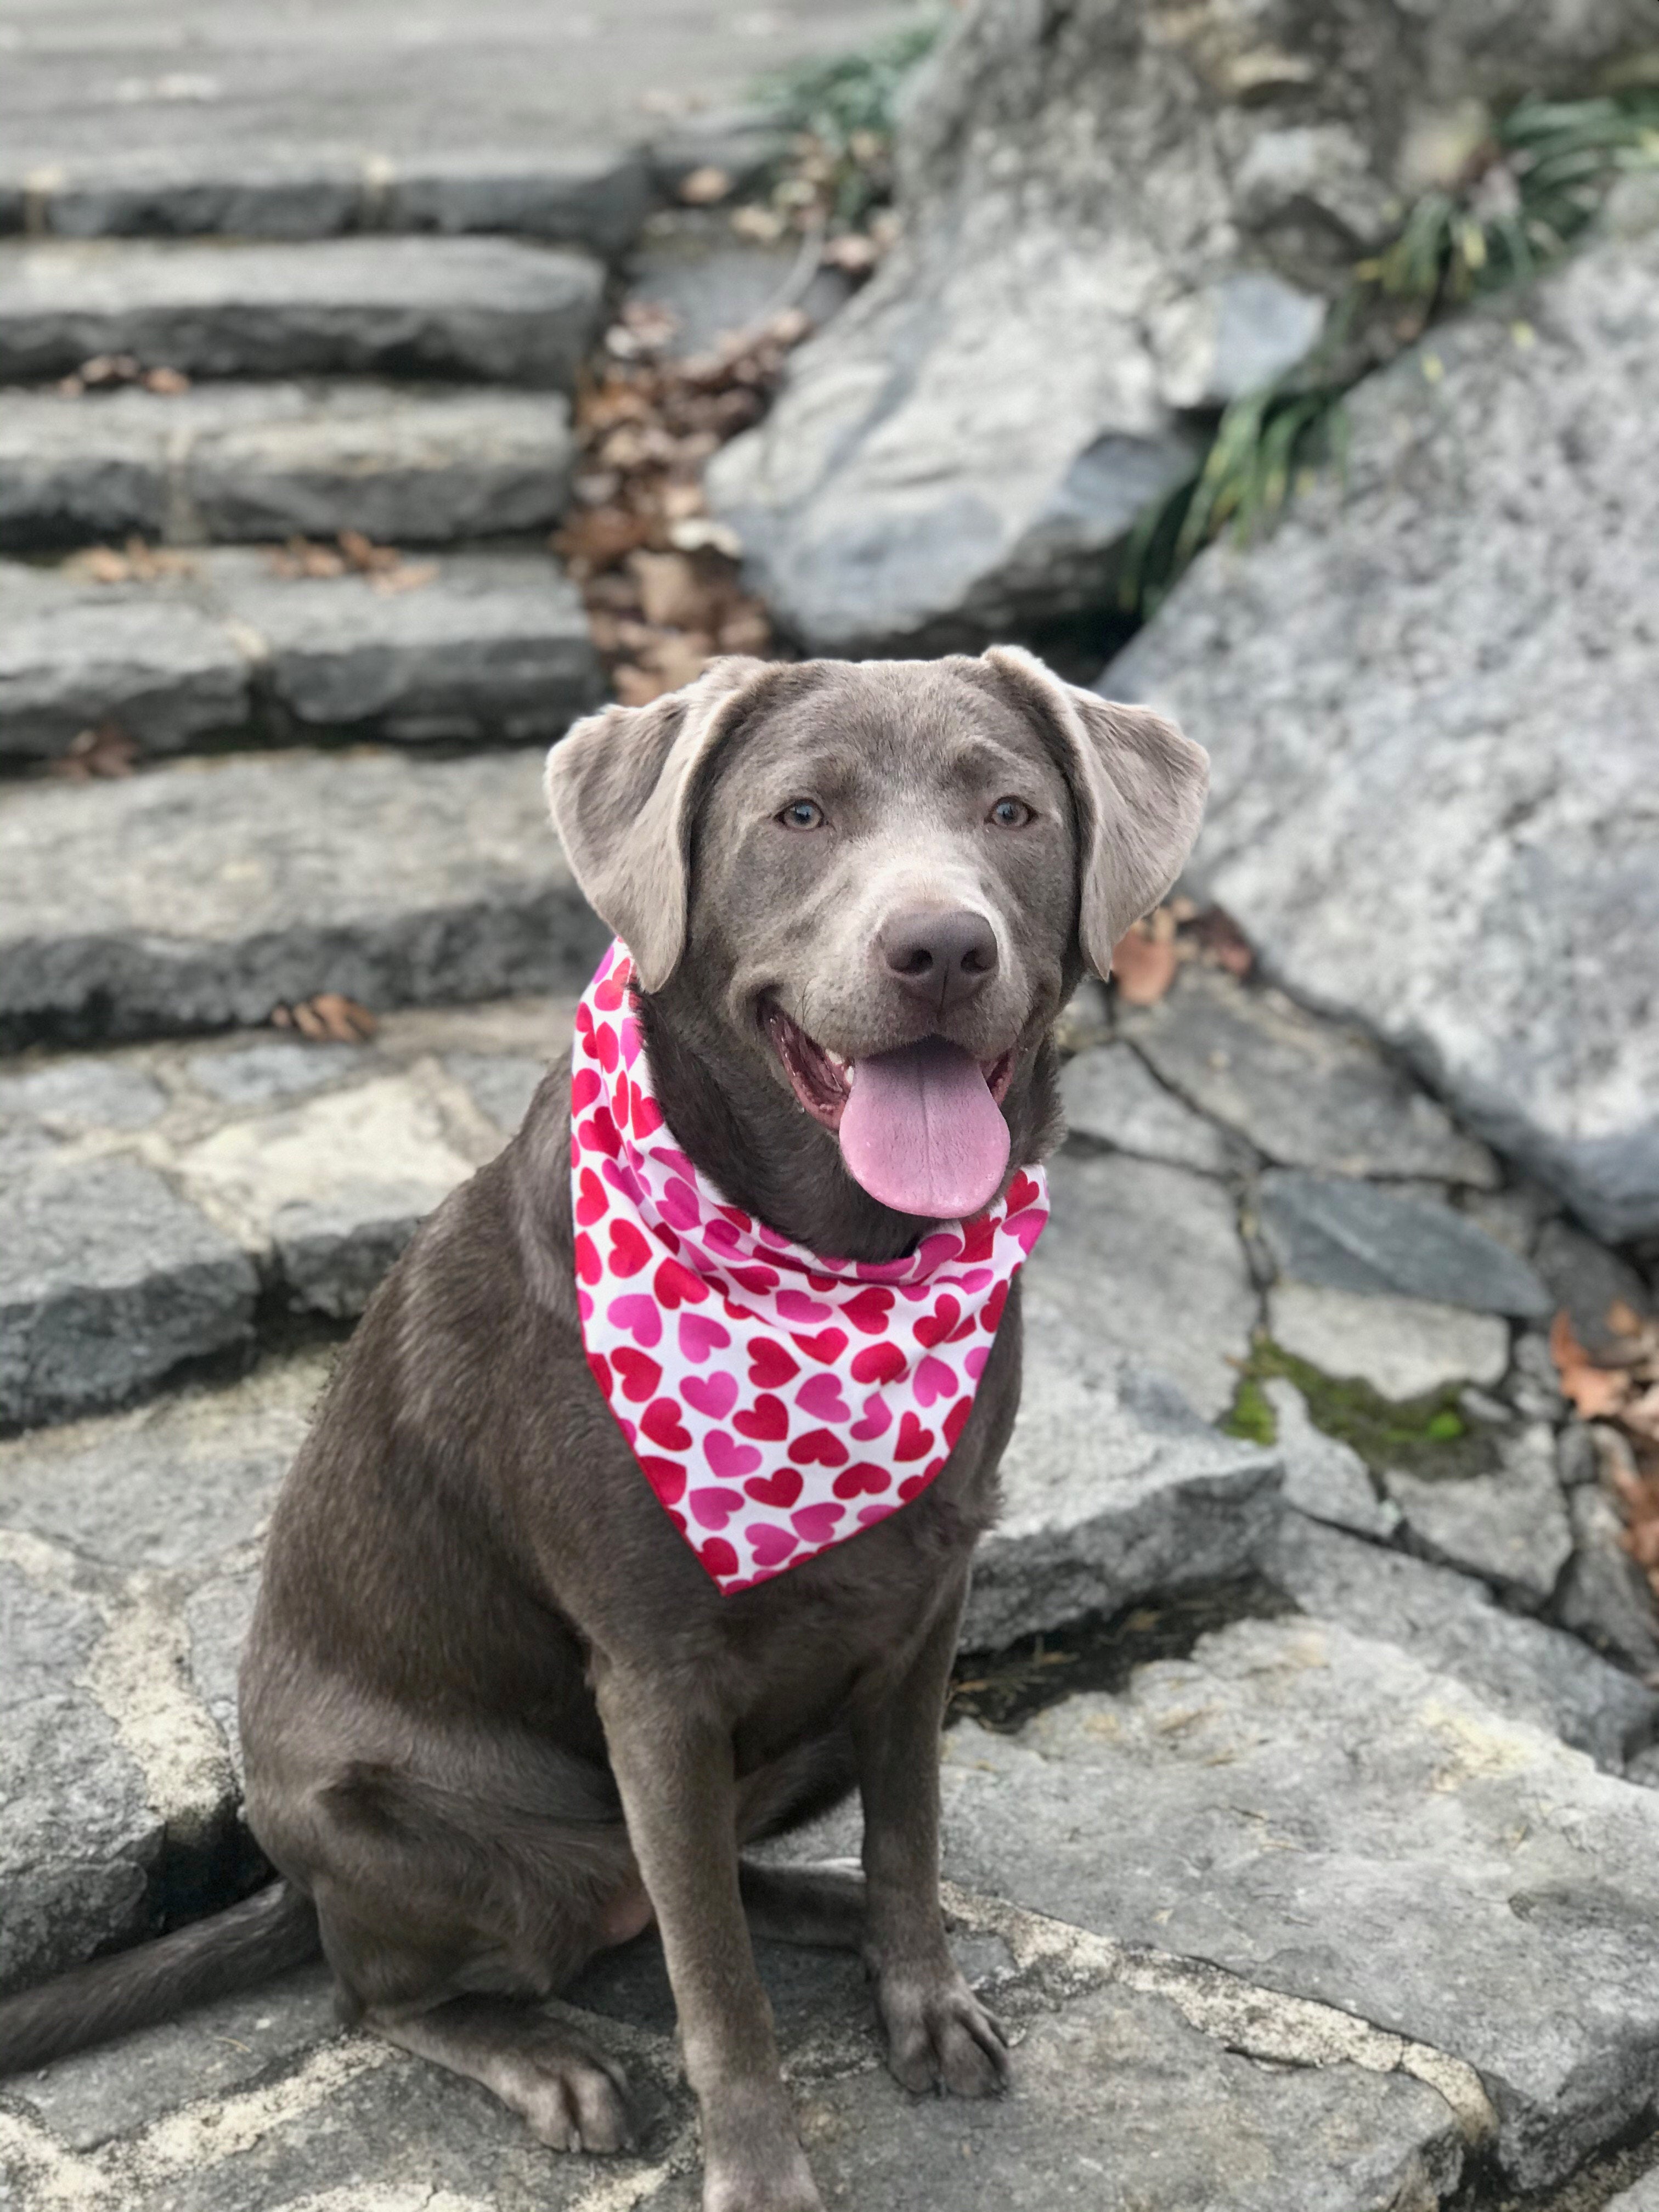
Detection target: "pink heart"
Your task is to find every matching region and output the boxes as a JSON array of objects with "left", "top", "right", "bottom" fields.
[
  {"left": 619, "top": 1019, "right": 642, "bottom": 1065},
  {"left": 913, "top": 1354, "right": 956, "bottom": 1408},
  {"left": 601, "top": 1156, "right": 645, "bottom": 1206},
  {"left": 849, "top": 1392, "right": 891, "bottom": 1441},
  {"left": 749, "top": 1522, "right": 799, "bottom": 1567},
  {"left": 776, "top": 1288, "right": 832, "bottom": 1323},
  {"left": 607, "top": 1293, "right": 661, "bottom": 1347},
  {"left": 650, "top": 1143, "right": 697, "bottom": 1182},
  {"left": 795, "top": 1372, "right": 851, "bottom": 1423},
  {"left": 791, "top": 1502, "right": 843, "bottom": 1544},
  {"left": 689, "top": 1485, "right": 744, "bottom": 1530},
  {"left": 1006, "top": 1207, "right": 1046, "bottom": 1254},
  {"left": 857, "top": 1501, "right": 899, "bottom": 1528},
  {"left": 704, "top": 1428, "right": 761, "bottom": 1480},
  {"left": 964, "top": 1346, "right": 990, "bottom": 1379},
  {"left": 916, "top": 1231, "right": 964, "bottom": 1268},
  {"left": 678, "top": 1312, "right": 731, "bottom": 1363},
  {"left": 682, "top": 1372, "right": 739, "bottom": 1420},
  {"left": 703, "top": 1218, "right": 741, "bottom": 1251},
  {"left": 660, "top": 1175, "right": 703, "bottom": 1229},
  {"left": 956, "top": 1268, "right": 993, "bottom": 1293}
]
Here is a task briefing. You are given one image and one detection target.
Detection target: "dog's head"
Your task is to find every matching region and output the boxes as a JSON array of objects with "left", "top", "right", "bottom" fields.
[{"left": 546, "top": 650, "right": 1206, "bottom": 1220}]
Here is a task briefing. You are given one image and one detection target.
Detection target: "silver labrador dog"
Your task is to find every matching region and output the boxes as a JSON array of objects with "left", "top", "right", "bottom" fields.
[{"left": 0, "top": 648, "right": 1206, "bottom": 2212}]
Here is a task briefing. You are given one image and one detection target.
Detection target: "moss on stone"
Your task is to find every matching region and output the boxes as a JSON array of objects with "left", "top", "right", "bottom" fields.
[{"left": 1227, "top": 1334, "right": 1499, "bottom": 1480}]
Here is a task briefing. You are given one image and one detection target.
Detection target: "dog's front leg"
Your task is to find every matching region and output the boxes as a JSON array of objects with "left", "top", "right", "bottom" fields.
[
  {"left": 853, "top": 1579, "right": 1011, "bottom": 2099},
  {"left": 595, "top": 1667, "right": 822, "bottom": 2212}
]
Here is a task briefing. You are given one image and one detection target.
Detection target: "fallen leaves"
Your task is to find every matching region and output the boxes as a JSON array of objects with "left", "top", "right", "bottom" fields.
[
  {"left": 269, "top": 992, "right": 378, "bottom": 1043},
  {"left": 55, "top": 354, "right": 191, "bottom": 397},
  {"left": 1552, "top": 1302, "right": 1659, "bottom": 1604},
  {"left": 1109, "top": 898, "right": 1255, "bottom": 1006},
  {"left": 266, "top": 533, "right": 438, "bottom": 595},
  {"left": 66, "top": 537, "right": 196, "bottom": 584},
  {"left": 557, "top": 298, "right": 810, "bottom": 703},
  {"left": 47, "top": 719, "right": 139, "bottom": 780}
]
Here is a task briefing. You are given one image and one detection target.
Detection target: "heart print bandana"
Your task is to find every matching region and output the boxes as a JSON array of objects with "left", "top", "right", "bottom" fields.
[{"left": 571, "top": 939, "right": 1049, "bottom": 1593}]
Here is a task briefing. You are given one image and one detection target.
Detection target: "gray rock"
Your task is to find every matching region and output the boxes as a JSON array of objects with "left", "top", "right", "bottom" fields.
[
  {"left": 1259, "top": 1513, "right": 1655, "bottom": 1771},
  {"left": 186, "top": 1038, "right": 362, "bottom": 1106},
  {"left": 1557, "top": 1483, "right": 1659, "bottom": 1674},
  {"left": 708, "top": 0, "right": 1653, "bottom": 653},
  {"left": 386, "top": 147, "right": 652, "bottom": 259},
  {"left": 0, "top": 1556, "right": 157, "bottom": 1996},
  {"left": 0, "top": 1158, "right": 257, "bottom": 1428},
  {"left": 0, "top": 746, "right": 611, "bottom": 1050},
  {"left": 1384, "top": 1425, "right": 1573, "bottom": 1602},
  {"left": 1030, "top": 1149, "right": 1257, "bottom": 1421},
  {"left": 1607, "top": 2169, "right": 1659, "bottom": 2212},
  {"left": 1268, "top": 1282, "right": 1510, "bottom": 1402},
  {"left": 0, "top": 235, "right": 604, "bottom": 386},
  {"left": 0, "top": 1353, "right": 324, "bottom": 1569},
  {"left": 445, "top": 1049, "right": 548, "bottom": 1137},
  {"left": 0, "top": 1056, "right": 165, "bottom": 1132},
  {"left": 271, "top": 1189, "right": 439, "bottom": 1318},
  {"left": 938, "top": 1615, "right": 1659, "bottom": 2188},
  {"left": 1059, "top": 1041, "right": 1242, "bottom": 1175},
  {"left": 0, "top": 560, "right": 247, "bottom": 759},
  {"left": 1262, "top": 1378, "right": 1396, "bottom": 1539},
  {"left": 40, "top": 155, "right": 363, "bottom": 242},
  {"left": 1533, "top": 1219, "right": 1651, "bottom": 1362},
  {"left": 1119, "top": 964, "right": 1497, "bottom": 1185},
  {"left": 628, "top": 212, "right": 853, "bottom": 359},
  {"left": 1108, "top": 227, "right": 1659, "bottom": 1242},
  {"left": 1258, "top": 1171, "right": 1550, "bottom": 1318},
  {"left": 0, "top": 390, "right": 170, "bottom": 549},
  {"left": 200, "top": 548, "right": 599, "bottom": 743},
  {"left": 185, "top": 1570, "right": 258, "bottom": 1781}
]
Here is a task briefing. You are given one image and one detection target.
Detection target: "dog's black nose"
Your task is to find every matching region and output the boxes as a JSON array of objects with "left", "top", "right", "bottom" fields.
[{"left": 878, "top": 906, "right": 999, "bottom": 1011}]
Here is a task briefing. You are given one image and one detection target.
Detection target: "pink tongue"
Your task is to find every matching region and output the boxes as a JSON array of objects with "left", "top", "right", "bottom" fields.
[{"left": 838, "top": 1037, "right": 1010, "bottom": 1219}]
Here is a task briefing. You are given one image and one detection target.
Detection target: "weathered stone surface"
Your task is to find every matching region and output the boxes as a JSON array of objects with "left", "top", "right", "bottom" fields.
[
  {"left": 1259, "top": 1512, "right": 1655, "bottom": 1771},
  {"left": 1060, "top": 1041, "right": 1242, "bottom": 1175},
  {"left": 1608, "top": 2169, "right": 1659, "bottom": 2212},
  {"left": 709, "top": 0, "right": 1654, "bottom": 652},
  {"left": 386, "top": 148, "right": 653, "bottom": 259},
  {"left": 1534, "top": 1219, "right": 1652, "bottom": 1362},
  {"left": 1258, "top": 1171, "right": 1550, "bottom": 1318},
  {"left": 1384, "top": 1425, "right": 1573, "bottom": 1604},
  {"left": 0, "top": 748, "right": 610, "bottom": 1049},
  {"left": 31, "top": 156, "right": 365, "bottom": 243},
  {"left": 0, "top": 560, "right": 247, "bottom": 759},
  {"left": 445, "top": 1049, "right": 548, "bottom": 1137},
  {"left": 0, "top": 236, "right": 605, "bottom": 385},
  {"left": 185, "top": 1039, "right": 362, "bottom": 1107},
  {"left": 628, "top": 211, "right": 853, "bottom": 359},
  {"left": 0, "top": 393, "right": 170, "bottom": 549},
  {"left": 1119, "top": 965, "right": 1497, "bottom": 1186},
  {"left": 1030, "top": 1149, "right": 1257, "bottom": 1421},
  {"left": 1268, "top": 1282, "right": 1510, "bottom": 1402},
  {"left": 1108, "top": 226, "right": 1659, "bottom": 1242},
  {"left": 0, "top": 1057, "right": 165, "bottom": 1133},
  {"left": 0, "top": 1159, "right": 257, "bottom": 1428},
  {"left": 937, "top": 1616, "right": 1659, "bottom": 2187},
  {"left": 1557, "top": 1483, "right": 1659, "bottom": 1674},
  {"left": 184, "top": 1571, "right": 258, "bottom": 1781},
  {"left": 1262, "top": 1378, "right": 1396, "bottom": 1539}
]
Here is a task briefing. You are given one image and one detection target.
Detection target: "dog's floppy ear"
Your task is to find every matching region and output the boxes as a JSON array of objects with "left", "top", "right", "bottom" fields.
[
  {"left": 545, "top": 657, "right": 775, "bottom": 991},
  {"left": 979, "top": 645, "right": 1209, "bottom": 979}
]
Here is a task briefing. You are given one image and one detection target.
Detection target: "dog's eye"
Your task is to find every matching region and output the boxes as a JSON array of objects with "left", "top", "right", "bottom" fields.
[
  {"left": 989, "top": 797, "right": 1032, "bottom": 828},
  {"left": 778, "top": 800, "right": 825, "bottom": 831}
]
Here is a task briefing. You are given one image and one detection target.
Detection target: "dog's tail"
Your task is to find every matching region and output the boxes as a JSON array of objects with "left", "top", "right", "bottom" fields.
[{"left": 0, "top": 1880, "right": 321, "bottom": 2078}]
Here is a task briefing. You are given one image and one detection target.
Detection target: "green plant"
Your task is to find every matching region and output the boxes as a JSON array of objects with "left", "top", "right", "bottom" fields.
[
  {"left": 1226, "top": 1336, "right": 1497, "bottom": 1481},
  {"left": 757, "top": 17, "right": 944, "bottom": 230}
]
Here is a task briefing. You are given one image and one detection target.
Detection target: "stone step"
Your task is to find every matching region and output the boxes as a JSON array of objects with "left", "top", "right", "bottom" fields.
[
  {"left": 0, "top": 548, "right": 600, "bottom": 759},
  {"left": 0, "top": 235, "right": 603, "bottom": 386},
  {"left": 0, "top": 380, "right": 575, "bottom": 550},
  {"left": 0, "top": 145, "right": 652, "bottom": 259},
  {"left": 0, "top": 746, "right": 611, "bottom": 1053}
]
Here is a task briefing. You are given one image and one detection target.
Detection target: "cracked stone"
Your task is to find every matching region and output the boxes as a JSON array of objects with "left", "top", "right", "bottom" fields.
[
  {"left": 1262, "top": 1377, "right": 1396, "bottom": 1538},
  {"left": 1059, "top": 1040, "right": 1242, "bottom": 1174},
  {"left": 1257, "top": 1170, "right": 1551, "bottom": 1317},
  {"left": 1556, "top": 1483, "right": 1659, "bottom": 1675},
  {"left": 1383, "top": 1424, "right": 1573, "bottom": 1603},
  {"left": 1267, "top": 1280, "right": 1510, "bottom": 1402}
]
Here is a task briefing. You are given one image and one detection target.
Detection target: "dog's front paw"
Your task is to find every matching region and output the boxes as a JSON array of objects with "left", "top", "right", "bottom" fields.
[
  {"left": 875, "top": 1967, "right": 1011, "bottom": 2098},
  {"left": 702, "top": 2094, "right": 824, "bottom": 2212}
]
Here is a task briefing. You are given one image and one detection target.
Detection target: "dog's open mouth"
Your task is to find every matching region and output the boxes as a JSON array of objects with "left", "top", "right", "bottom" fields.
[{"left": 764, "top": 1003, "right": 1014, "bottom": 1218}]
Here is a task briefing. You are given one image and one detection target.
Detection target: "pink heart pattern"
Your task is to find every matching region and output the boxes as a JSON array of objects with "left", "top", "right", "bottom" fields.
[{"left": 573, "top": 939, "right": 1049, "bottom": 1594}]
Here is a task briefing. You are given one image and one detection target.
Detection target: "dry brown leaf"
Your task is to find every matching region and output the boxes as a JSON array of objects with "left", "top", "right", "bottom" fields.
[
  {"left": 48, "top": 720, "right": 139, "bottom": 781},
  {"left": 142, "top": 365, "right": 191, "bottom": 395},
  {"left": 1550, "top": 1309, "right": 1631, "bottom": 1420},
  {"left": 370, "top": 561, "right": 438, "bottom": 596},
  {"left": 78, "top": 545, "right": 133, "bottom": 584},
  {"left": 679, "top": 165, "right": 732, "bottom": 206},
  {"left": 1111, "top": 918, "right": 1180, "bottom": 1006},
  {"left": 269, "top": 992, "right": 378, "bottom": 1043}
]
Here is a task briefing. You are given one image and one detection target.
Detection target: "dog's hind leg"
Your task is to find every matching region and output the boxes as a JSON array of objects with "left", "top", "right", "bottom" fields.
[
  {"left": 371, "top": 1993, "right": 637, "bottom": 2152},
  {"left": 738, "top": 1859, "right": 866, "bottom": 1950}
]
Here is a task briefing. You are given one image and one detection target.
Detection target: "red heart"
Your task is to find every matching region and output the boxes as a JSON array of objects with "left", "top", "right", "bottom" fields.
[
  {"left": 700, "top": 1537, "right": 739, "bottom": 1579},
  {"left": 640, "top": 1455, "right": 685, "bottom": 1505},
  {"left": 575, "top": 1167, "right": 606, "bottom": 1226},
  {"left": 744, "top": 1466, "right": 803, "bottom": 1509},
  {"left": 915, "top": 1297, "right": 961, "bottom": 1348},
  {"left": 1007, "top": 1171, "right": 1041, "bottom": 1214},
  {"left": 631, "top": 1086, "right": 664, "bottom": 1137},
  {"left": 585, "top": 1351, "right": 611, "bottom": 1397},
  {"left": 573, "top": 1231, "right": 601, "bottom": 1286},
  {"left": 943, "top": 1397, "right": 973, "bottom": 1449},
  {"left": 839, "top": 1286, "right": 895, "bottom": 1335},
  {"left": 748, "top": 1338, "right": 799, "bottom": 1389},
  {"left": 731, "top": 1263, "right": 781, "bottom": 1295},
  {"left": 613, "top": 1348, "right": 662, "bottom": 1405},
  {"left": 832, "top": 1463, "right": 889, "bottom": 1499},
  {"left": 733, "top": 1393, "right": 789, "bottom": 1441},
  {"left": 571, "top": 1068, "right": 602, "bottom": 1114},
  {"left": 576, "top": 1108, "right": 621, "bottom": 1159},
  {"left": 899, "top": 1459, "right": 944, "bottom": 1500},
  {"left": 958, "top": 1213, "right": 996, "bottom": 1263},
  {"left": 594, "top": 970, "right": 626, "bottom": 1011},
  {"left": 788, "top": 1426, "right": 849, "bottom": 1468},
  {"left": 654, "top": 1257, "right": 708, "bottom": 1309},
  {"left": 608, "top": 1218, "right": 652, "bottom": 1277},
  {"left": 642, "top": 1397, "right": 692, "bottom": 1452},
  {"left": 851, "top": 1341, "right": 906, "bottom": 1386},
  {"left": 981, "top": 1280, "right": 1010, "bottom": 1334},
  {"left": 791, "top": 1327, "right": 848, "bottom": 1365},
  {"left": 894, "top": 1412, "right": 934, "bottom": 1463}
]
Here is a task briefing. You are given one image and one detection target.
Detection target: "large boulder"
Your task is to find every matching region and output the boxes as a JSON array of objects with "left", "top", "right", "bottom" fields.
[
  {"left": 1107, "top": 213, "right": 1659, "bottom": 1243},
  {"left": 708, "top": 0, "right": 1655, "bottom": 654}
]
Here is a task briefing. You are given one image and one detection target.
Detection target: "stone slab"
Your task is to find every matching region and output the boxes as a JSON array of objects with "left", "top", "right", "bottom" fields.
[
  {"left": 1119, "top": 964, "right": 1498, "bottom": 1186},
  {"left": 1257, "top": 1169, "right": 1550, "bottom": 1318},
  {"left": 1557, "top": 1483, "right": 1659, "bottom": 1675},
  {"left": 936, "top": 1616, "right": 1659, "bottom": 2188},
  {"left": 1383, "top": 1424, "right": 1573, "bottom": 1604},
  {"left": 0, "top": 1157, "right": 257, "bottom": 1429},
  {"left": 0, "top": 747, "right": 611, "bottom": 1049},
  {"left": 1609, "top": 2171, "right": 1659, "bottom": 2212},
  {"left": 1258, "top": 1511, "right": 1656, "bottom": 1772},
  {"left": 0, "top": 236, "right": 604, "bottom": 386},
  {"left": 1029, "top": 1148, "right": 1257, "bottom": 1421},
  {"left": 1059, "top": 1040, "right": 1242, "bottom": 1175},
  {"left": 1262, "top": 1376, "right": 1396, "bottom": 1539},
  {"left": 1108, "top": 228, "right": 1659, "bottom": 1242},
  {"left": 1268, "top": 1282, "right": 1510, "bottom": 1401}
]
